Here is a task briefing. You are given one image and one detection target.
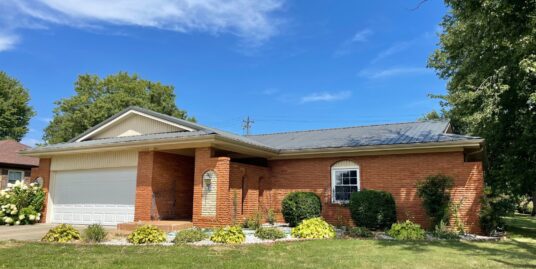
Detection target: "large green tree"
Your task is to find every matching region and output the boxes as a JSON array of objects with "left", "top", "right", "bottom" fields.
[
  {"left": 429, "top": 0, "right": 536, "bottom": 215},
  {"left": 44, "top": 72, "right": 194, "bottom": 144},
  {"left": 0, "top": 71, "right": 35, "bottom": 141}
]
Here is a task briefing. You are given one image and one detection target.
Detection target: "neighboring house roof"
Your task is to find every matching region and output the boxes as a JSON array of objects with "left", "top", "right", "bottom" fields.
[
  {"left": 22, "top": 106, "right": 483, "bottom": 156},
  {"left": 0, "top": 140, "right": 39, "bottom": 166}
]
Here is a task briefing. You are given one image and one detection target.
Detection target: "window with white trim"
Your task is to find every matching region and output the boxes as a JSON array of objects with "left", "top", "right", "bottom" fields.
[
  {"left": 331, "top": 161, "right": 360, "bottom": 203},
  {"left": 7, "top": 170, "right": 24, "bottom": 184}
]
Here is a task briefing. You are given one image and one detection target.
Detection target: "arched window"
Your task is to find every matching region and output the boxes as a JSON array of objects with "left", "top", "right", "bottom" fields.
[{"left": 331, "top": 161, "right": 360, "bottom": 203}]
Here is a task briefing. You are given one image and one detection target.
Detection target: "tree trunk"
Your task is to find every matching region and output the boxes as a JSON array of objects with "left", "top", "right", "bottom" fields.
[{"left": 530, "top": 191, "right": 536, "bottom": 217}]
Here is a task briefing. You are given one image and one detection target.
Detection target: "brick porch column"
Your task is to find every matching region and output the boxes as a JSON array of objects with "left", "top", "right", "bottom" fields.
[
  {"left": 192, "top": 147, "right": 231, "bottom": 227},
  {"left": 134, "top": 151, "right": 154, "bottom": 221}
]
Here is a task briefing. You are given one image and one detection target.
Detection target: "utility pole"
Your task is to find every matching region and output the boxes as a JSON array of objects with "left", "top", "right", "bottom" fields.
[{"left": 242, "top": 116, "right": 254, "bottom": 135}]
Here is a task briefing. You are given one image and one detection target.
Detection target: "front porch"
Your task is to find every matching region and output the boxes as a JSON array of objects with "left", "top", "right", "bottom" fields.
[
  {"left": 117, "top": 220, "right": 194, "bottom": 233},
  {"left": 127, "top": 147, "right": 272, "bottom": 230}
]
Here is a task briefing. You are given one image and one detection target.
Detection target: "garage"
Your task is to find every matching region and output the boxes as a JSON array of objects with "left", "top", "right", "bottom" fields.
[{"left": 50, "top": 167, "right": 137, "bottom": 226}]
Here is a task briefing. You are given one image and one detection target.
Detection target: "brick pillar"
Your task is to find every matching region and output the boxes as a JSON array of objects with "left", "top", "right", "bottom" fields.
[
  {"left": 134, "top": 151, "right": 155, "bottom": 221},
  {"left": 30, "top": 158, "right": 51, "bottom": 223},
  {"left": 192, "top": 148, "right": 231, "bottom": 227}
]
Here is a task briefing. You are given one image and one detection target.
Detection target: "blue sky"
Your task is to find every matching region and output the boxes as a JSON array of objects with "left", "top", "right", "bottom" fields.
[{"left": 0, "top": 0, "right": 448, "bottom": 146}]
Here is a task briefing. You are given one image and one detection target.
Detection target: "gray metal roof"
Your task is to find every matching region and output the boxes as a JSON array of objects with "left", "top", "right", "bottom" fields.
[
  {"left": 26, "top": 107, "right": 482, "bottom": 154},
  {"left": 246, "top": 121, "right": 481, "bottom": 151}
]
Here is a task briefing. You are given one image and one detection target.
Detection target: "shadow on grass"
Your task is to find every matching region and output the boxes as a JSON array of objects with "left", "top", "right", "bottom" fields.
[
  {"left": 504, "top": 214, "right": 536, "bottom": 239},
  {"left": 376, "top": 239, "right": 535, "bottom": 268}
]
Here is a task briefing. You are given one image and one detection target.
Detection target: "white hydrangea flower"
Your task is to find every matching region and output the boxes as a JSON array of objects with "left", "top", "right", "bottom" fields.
[
  {"left": 19, "top": 215, "right": 25, "bottom": 220},
  {"left": 14, "top": 221, "right": 20, "bottom": 225},
  {"left": 29, "top": 215, "right": 36, "bottom": 221},
  {"left": 4, "top": 217, "right": 13, "bottom": 224}
]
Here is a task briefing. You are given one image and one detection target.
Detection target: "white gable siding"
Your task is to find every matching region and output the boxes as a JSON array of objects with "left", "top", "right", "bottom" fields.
[{"left": 90, "top": 114, "right": 183, "bottom": 140}]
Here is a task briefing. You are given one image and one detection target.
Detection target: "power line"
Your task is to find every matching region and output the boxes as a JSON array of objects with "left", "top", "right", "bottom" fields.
[{"left": 242, "top": 116, "right": 254, "bottom": 135}]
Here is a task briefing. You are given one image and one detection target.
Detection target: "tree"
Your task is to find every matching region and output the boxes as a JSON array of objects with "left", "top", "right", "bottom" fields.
[
  {"left": 429, "top": 1, "right": 536, "bottom": 216},
  {"left": 0, "top": 71, "right": 35, "bottom": 141},
  {"left": 418, "top": 110, "right": 446, "bottom": 121},
  {"left": 43, "top": 72, "right": 194, "bottom": 144}
]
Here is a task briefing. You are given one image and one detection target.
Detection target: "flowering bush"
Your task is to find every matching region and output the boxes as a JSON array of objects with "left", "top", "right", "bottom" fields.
[{"left": 0, "top": 181, "right": 45, "bottom": 225}]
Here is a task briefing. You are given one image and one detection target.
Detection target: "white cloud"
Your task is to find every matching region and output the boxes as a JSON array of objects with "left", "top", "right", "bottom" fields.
[
  {"left": 0, "top": 33, "right": 19, "bottom": 52},
  {"left": 300, "top": 91, "right": 351, "bottom": 103},
  {"left": 334, "top": 28, "right": 372, "bottom": 57},
  {"left": 1, "top": 0, "right": 285, "bottom": 49},
  {"left": 371, "top": 40, "right": 412, "bottom": 63},
  {"left": 358, "top": 67, "right": 431, "bottom": 79}
]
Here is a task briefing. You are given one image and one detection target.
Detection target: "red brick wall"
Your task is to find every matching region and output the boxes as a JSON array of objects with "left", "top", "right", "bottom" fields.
[
  {"left": 135, "top": 151, "right": 194, "bottom": 221},
  {"left": 192, "top": 148, "right": 232, "bottom": 227},
  {"left": 229, "top": 162, "right": 271, "bottom": 222},
  {"left": 268, "top": 151, "right": 484, "bottom": 233},
  {"left": 30, "top": 158, "right": 51, "bottom": 223}
]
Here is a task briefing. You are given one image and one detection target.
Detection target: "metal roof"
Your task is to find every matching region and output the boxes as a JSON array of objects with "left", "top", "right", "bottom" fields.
[
  {"left": 25, "top": 107, "right": 482, "bottom": 154},
  {"left": 246, "top": 121, "right": 481, "bottom": 151}
]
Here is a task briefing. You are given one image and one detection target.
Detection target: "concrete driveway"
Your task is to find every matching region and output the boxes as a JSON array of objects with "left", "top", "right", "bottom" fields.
[{"left": 0, "top": 224, "right": 96, "bottom": 241}]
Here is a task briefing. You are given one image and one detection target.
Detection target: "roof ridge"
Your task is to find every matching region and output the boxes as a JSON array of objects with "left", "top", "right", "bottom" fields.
[{"left": 246, "top": 120, "right": 449, "bottom": 137}]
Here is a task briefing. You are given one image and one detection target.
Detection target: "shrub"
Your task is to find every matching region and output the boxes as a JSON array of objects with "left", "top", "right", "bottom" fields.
[
  {"left": 291, "top": 217, "right": 336, "bottom": 239},
  {"left": 84, "top": 224, "right": 107, "bottom": 243},
  {"left": 281, "top": 192, "right": 322, "bottom": 227},
  {"left": 173, "top": 228, "right": 207, "bottom": 244},
  {"left": 266, "top": 209, "right": 276, "bottom": 225},
  {"left": 479, "top": 191, "right": 516, "bottom": 235},
  {"left": 348, "top": 189, "right": 397, "bottom": 230},
  {"left": 255, "top": 227, "right": 285, "bottom": 240},
  {"left": 516, "top": 196, "right": 534, "bottom": 215},
  {"left": 0, "top": 181, "right": 45, "bottom": 225},
  {"left": 416, "top": 174, "right": 454, "bottom": 228},
  {"left": 347, "top": 227, "right": 373, "bottom": 238},
  {"left": 127, "top": 225, "right": 166, "bottom": 244},
  {"left": 387, "top": 220, "right": 426, "bottom": 240},
  {"left": 42, "top": 224, "right": 81, "bottom": 243},
  {"left": 243, "top": 212, "right": 262, "bottom": 229},
  {"left": 210, "top": 226, "right": 245, "bottom": 244},
  {"left": 432, "top": 220, "right": 460, "bottom": 240}
]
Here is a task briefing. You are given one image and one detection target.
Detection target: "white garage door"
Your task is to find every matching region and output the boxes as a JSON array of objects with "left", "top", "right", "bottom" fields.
[{"left": 51, "top": 167, "right": 137, "bottom": 225}]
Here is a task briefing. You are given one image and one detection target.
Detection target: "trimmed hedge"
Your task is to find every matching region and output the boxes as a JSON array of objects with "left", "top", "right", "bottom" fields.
[
  {"left": 281, "top": 192, "right": 322, "bottom": 227},
  {"left": 349, "top": 189, "right": 397, "bottom": 230}
]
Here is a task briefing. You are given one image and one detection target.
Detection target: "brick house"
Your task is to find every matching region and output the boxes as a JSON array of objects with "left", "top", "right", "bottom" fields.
[
  {"left": 23, "top": 107, "right": 484, "bottom": 233},
  {"left": 0, "top": 140, "right": 39, "bottom": 189}
]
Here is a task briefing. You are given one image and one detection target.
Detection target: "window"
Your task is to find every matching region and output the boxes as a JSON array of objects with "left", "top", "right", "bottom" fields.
[
  {"left": 7, "top": 170, "right": 24, "bottom": 184},
  {"left": 331, "top": 161, "right": 360, "bottom": 203}
]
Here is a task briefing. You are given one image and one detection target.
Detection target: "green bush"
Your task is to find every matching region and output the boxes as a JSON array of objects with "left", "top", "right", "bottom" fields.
[
  {"left": 347, "top": 226, "right": 373, "bottom": 238},
  {"left": 266, "top": 209, "right": 276, "bottom": 225},
  {"left": 243, "top": 212, "right": 262, "bottom": 229},
  {"left": 0, "top": 181, "right": 45, "bottom": 225},
  {"left": 480, "top": 191, "right": 516, "bottom": 235},
  {"left": 282, "top": 192, "right": 322, "bottom": 227},
  {"left": 210, "top": 226, "right": 245, "bottom": 244},
  {"left": 432, "top": 220, "right": 460, "bottom": 240},
  {"left": 291, "top": 217, "right": 336, "bottom": 239},
  {"left": 173, "top": 228, "right": 207, "bottom": 244},
  {"left": 127, "top": 225, "right": 166, "bottom": 244},
  {"left": 42, "top": 224, "right": 81, "bottom": 243},
  {"left": 83, "top": 224, "right": 107, "bottom": 243},
  {"left": 255, "top": 227, "right": 285, "bottom": 240},
  {"left": 387, "top": 220, "right": 426, "bottom": 240},
  {"left": 516, "top": 196, "right": 534, "bottom": 215},
  {"left": 416, "top": 174, "right": 454, "bottom": 228},
  {"left": 348, "top": 189, "right": 397, "bottom": 230}
]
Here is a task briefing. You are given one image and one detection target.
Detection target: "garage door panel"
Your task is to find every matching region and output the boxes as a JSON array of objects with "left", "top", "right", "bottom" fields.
[{"left": 52, "top": 167, "right": 136, "bottom": 225}]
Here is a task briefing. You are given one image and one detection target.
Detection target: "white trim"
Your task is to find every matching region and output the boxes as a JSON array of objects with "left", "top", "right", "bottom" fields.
[
  {"left": 75, "top": 110, "right": 196, "bottom": 142},
  {"left": 331, "top": 161, "right": 360, "bottom": 204},
  {"left": 7, "top": 170, "right": 24, "bottom": 183}
]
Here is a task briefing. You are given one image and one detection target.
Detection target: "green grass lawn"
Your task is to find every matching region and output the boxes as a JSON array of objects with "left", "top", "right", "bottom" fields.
[{"left": 1, "top": 216, "right": 535, "bottom": 269}]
